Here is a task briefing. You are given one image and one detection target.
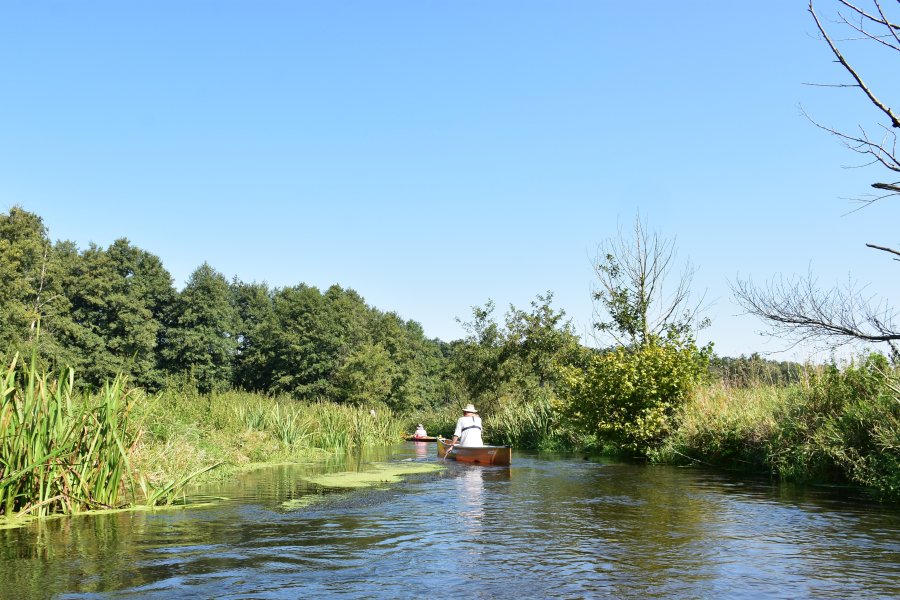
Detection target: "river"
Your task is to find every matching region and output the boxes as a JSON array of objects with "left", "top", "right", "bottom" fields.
[{"left": 1, "top": 442, "right": 899, "bottom": 599}]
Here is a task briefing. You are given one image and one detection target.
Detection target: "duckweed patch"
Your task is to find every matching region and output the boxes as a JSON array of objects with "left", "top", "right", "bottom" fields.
[
  {"left": 302, "top": 461, "right": 445, "bottom": 489},
  {"left": 282, "top": 494, "right": 331, "bottom": 509}
]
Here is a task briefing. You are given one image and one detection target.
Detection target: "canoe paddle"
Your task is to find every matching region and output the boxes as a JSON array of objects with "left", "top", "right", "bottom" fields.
[{"left": 441, "top": 439, "right": 456, "bottom": 461}]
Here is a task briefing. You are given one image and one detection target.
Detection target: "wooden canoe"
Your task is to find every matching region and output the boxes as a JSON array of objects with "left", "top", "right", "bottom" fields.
[
  {"left": 404, "top": 435, "right": 438, "bottom": 442},
  {"left": 436, "top": 437, "right": 512, "bottom": 466}
]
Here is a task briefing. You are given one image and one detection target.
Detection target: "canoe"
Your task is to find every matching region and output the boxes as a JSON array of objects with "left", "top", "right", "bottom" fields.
[
  {"left": 404, "top": 435, "right": 438, "bottom": 442},
  {"left": 436, "top": 437, "right": 512, "bottom": 466}
]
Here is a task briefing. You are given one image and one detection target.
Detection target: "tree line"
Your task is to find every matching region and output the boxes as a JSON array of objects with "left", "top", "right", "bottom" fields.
[
  {"left": 0, "top": 207, "right": 448, "bottom": 409},
  {"left": 2, "top": 207, "right": 609, "bottom": 414},
  {"left": 2, "top": 206, "right": 806, "bottom": 423}
]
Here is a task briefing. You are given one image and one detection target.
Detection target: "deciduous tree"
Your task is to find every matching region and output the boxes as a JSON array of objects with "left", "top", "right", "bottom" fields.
[
  {"left": 163, "top": 263, "right": 238, "bottom": 393},
  {"left": 593, "top": 215, "right": 708, "bottom": 349}
]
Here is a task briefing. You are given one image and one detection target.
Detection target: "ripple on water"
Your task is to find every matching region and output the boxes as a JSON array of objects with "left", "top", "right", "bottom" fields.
[{"left": 13, "top": 451, "right": 900, "bottom": 599}]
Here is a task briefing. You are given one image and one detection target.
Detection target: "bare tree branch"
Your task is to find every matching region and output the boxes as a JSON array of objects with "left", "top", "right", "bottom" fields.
[
  {"left": 836, "top": 0, "right": 900, "bottom": 33},
  {"left": 733, "top": 272, "right": 900, "bottom": 346},
  {"left": 866, "top": 242, "right": 900, "bottom": 259},
  {"left": 733, "top": 3, "right": 900, "bottom": 354},
  {"left": 810, "top": 1, "right": 900, "bottom": 129}
]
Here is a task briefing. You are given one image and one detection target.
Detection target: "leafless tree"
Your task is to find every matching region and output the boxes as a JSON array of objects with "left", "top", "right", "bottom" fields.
[
  {"left": 593, "top": 215, "right": 708, "bottom": 349},
  {"left": 733, "top": 271, "right": 900, "bottom": 355},
  {"left": 806, "top": 0, "right": 900, "bottom": 204},
  {"left": 735, "top": 1, "right": 900, "bottom": 356}
]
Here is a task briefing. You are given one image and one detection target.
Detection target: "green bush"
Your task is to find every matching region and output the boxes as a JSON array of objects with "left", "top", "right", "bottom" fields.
[
  {"left": 558, "top": 339, "right": 709, "bottom": 455},
  {"left": 768, "top": 354, "right": 900, "bottom": 498}
]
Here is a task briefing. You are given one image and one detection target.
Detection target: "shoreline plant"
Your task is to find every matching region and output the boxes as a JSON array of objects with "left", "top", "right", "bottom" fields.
[{"left": 654, "top": 354, "right": 900, "bottom": 501}]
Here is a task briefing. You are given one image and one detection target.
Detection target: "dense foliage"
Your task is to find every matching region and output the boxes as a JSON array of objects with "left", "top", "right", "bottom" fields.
[
  {"left": 559, "top": 339, "right": 711, "bottom": 454},
  {"left": 657, "top": 353, "right": 900, "bottom": 501},
  {"left": 0, "top": 208, "right": 451, "bottom": 411}
]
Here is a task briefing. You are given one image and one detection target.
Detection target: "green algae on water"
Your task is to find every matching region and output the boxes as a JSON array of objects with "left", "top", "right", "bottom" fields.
[
  {"left": 282, "top": 493, "right": 331, "bottom": 509},
  {"left": 280, "top": 461, "right": 444, "bottom": 510},
  {"left": 303, "top": 461, "right": 445, "bottom": 489}
]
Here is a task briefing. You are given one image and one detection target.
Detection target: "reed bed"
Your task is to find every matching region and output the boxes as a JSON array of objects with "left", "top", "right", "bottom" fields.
[
  {"left": 298, "top": 401, "right": 401, "bottom": 450},
  {"left": 0, "top": 354, "right": 135, "bottom": 517},
  {"left": 0, "top": 355, "right": 229, "bottom": 519},
  {"left": 129, "top": 389, "right": 408, "bottom": 488},
  {"left": 486, "top": 388, "right": 569, "bottom": 450}
]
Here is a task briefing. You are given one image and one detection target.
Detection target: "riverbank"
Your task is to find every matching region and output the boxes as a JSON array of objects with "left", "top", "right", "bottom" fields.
[
  {"left": 653, "top": 354, "right": 900, "bottom": 500},
  {"left": 5, "top": 351, "right": 899, "bottom": 521},
  {"left": 473, "top": 354, "right": 900, "bottom": 502},
  {"left": 0, "top": 355, "right": 409, "bottom": 520},
  {"left": 129, "top": 386, "right": 408, "bottom": 487}
]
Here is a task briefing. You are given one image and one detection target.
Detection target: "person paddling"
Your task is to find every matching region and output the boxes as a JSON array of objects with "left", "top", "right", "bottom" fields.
[
  {"left": 413, "top": 424, "right": 428, "bottom": 439},
  {"left": 451, "top": 404, "right": 483, "bottom": 447}
]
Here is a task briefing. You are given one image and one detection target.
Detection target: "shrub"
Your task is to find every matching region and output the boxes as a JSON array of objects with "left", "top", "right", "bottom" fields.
[{"left": 558, "top": 339, "right": 709, "bottom": 455}]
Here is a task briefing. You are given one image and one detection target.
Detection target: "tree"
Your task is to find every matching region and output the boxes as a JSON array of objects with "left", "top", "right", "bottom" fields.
[
  {"left": 58, "top": 239, "right": 175, "bottom": 389},
  {"left": 230, "top": 278, "right": 274, "bottom": 392},
  {"left": 334, "top": 341, "right": 395, "bottom": 406},
  {"left": 504, "top": 291, "right": 580, "bottom": 388},
  {"left": 559, "top": 217, "right": 711, "bottom": 453},
  {"left": 0, "top": 207, "right": 55, "bottom": 356},
  {"left": 0, "top": 209, "right": 176, "bottom": 386},
  {"left": 254, "top": 284, "right": 360, "bottom": 399},
  {"left": 448, "top": 300, "right": 505, "bottom": 410},
  {"left": 735, "top": 1, "right": 900, "bottom": 355},
  {"left": 807, "top": 0, "right": 900, "bottom": 203},
  {"left": 163, "top": 263, "right": 239, "bottom": 393},
  {"left": 592, "top": 215, "right": 708, "bottom": 349},
  {"left": 365, "top": 311, "right": 449, "bottom": 411}
]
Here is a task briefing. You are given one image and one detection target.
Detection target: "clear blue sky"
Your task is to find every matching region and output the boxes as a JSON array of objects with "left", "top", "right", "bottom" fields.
[{"left": 3, "top": 1, "right": 899, "bottom": 360}]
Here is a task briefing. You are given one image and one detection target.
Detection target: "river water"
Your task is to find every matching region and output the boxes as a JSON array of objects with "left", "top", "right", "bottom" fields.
[{"left": 1, "top": 442, "right": 899, "bottom": 599}]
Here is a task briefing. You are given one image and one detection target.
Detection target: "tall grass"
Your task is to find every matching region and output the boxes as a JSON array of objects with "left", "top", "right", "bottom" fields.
[
  {"left": 129, "top": 389, "right": 408, "bottom": 488},
  {"left": 0, "top": 354, "right": 135, "bottom": 517},
  {"left": 655, "top": 355, "right": 900, "bottom": 500},
  {"left": 652, "top": 382, "right": 785, "bottom": 469},
  {"left": 0, "top": 354, "right": 224, "bottom": 519},
  {"left": 486, "top": 387, "right": 570, "bottom": 450}
]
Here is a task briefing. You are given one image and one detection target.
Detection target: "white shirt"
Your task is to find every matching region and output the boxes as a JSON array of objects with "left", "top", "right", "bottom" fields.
[{"left": 453, "top": 414, "right": 483, "bottom": 447}]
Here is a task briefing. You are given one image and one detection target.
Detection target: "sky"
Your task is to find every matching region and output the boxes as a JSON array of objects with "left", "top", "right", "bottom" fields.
[{"left": 2, "top": 1, "right": 899, "bottom": 360}]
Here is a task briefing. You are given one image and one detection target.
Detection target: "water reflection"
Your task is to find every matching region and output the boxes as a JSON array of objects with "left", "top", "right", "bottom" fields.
[
  {"left": 1, "top": 448, "right": 899, "bottom": 599},
  {"left": 413, "top": 441, "right": 428, "bottom": 459},
  {"left": 455, "top": 467, "right": 484, "bottom": 526}
]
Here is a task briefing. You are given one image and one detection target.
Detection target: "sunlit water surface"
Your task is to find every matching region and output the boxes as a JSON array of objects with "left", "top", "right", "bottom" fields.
[{"left": 2, "top": 443, "right": 899, "bottom": 599}]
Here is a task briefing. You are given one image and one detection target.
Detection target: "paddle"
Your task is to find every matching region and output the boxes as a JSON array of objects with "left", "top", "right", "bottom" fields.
[{"left": 441, "top": 438, "right": 456, "bottom": 461}]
